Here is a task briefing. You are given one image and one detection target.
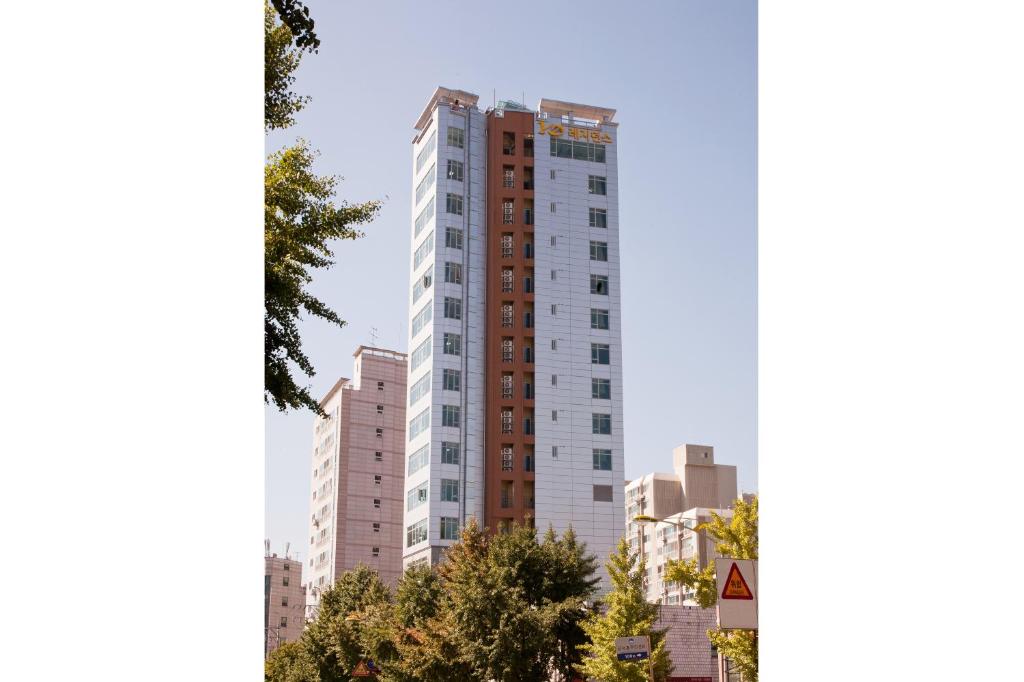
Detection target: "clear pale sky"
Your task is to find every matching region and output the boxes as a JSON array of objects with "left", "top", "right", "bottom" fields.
[{"left": 265, "top": 0, "right": 757, "bottom": 561}]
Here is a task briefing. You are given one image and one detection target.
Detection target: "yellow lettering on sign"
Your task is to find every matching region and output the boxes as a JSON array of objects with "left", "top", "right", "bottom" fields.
[{"left": 538, "top": 120, "right": 614, "bottom": 143}]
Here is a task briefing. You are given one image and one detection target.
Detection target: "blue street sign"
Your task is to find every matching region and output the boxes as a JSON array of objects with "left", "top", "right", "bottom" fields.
[{"left": 617, "top": 651, "right": 650, "bottom": 661}]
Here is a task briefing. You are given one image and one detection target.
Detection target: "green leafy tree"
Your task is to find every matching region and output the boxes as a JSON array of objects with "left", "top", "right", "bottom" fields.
[
  {"left": 538, "top": 526, "right": 602, "bottom": 679},
  {"left": 264, "top": 141, "right": 380, "bottom": 415},
  {"left": 266, "top": 640, "right": 319, "bottom": 682},
  {"left": 270, "top": 0, "right": 320, "bottom": 52},
  {"left": 663, "top": 496, "right": 759, "bottom": 681},
  {"left": 431, "top": 518, "right": 601, "bottom": 681},
  {"left": 265, "top": 1, "right": 309, "bottom": 132},
  {"left": 264, "top": 1, "right": 381, "bottom": 415},
  {"left": 576, "top": 538, "right": 672, "bottom": 682},
  {"left": 287, "top": 524, "right": 601, "bottom": 682},
  {"left": 386, "top": 564, "right": 472, "bottom": 682},
  {"left": 393, "top": 564, "right": 441, "bottom": 628},
  {"left": 301, "top": 565, "right": 391, "bottom": 682},
  {"left": 388, "top": 612, "right": 473, "bottom": 682}
]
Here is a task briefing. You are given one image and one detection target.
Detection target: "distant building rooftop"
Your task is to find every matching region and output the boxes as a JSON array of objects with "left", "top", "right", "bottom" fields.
[
  {"left": 538, "top": 97, "right": 617, "bottom": 125},
  {"left": 495, "top": 100, "right": 532, "bottom": 113},
  {"left": 353, "top": 345, "right": 407, "bottom": 361},
  {"left": 414, "top": 86, "right": 479, "bottom": 131}
]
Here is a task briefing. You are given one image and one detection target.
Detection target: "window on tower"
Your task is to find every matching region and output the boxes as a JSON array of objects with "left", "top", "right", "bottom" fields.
[
  {"left": 447, "top": 159, "right": 464, "bottom": 182},
  {"left": 443, "top": 296, "right": 462, "bottom": 320},
  {"left": 416, "top": 129, "right": 436, "bottom": 173},
  {"left": 443, "top": 368, "right": 461, "bottom": 392},
  {"left": 593, "top": 449, "right": 613, "bottom": 470},
  {"left": 502, "top": 132, "right": 515, "bottom": 155},
  {"left": 444, "top": 262, "right": 462, "bottom": 284},
  {"left": 440, "top": 478, "right": 459, "bottom": 502},
  {"left": 414, "top": 197, "right": 435, "bottom": 237},
  {"left": 445, "top": 227, "right": 463, "bottom": 250},
  {"left": 446, "top": 193, "right": 463, "bottom": 216},
  {"left": 443, "top": 332, "right": 461, "bottom": 356},
  {"left": 447, "top": 126, "right": 464, "bottom": 149},
  {"left": 441, "top": 405, "right": 461, "bottom": 428},
  {"left": 415, "top": 164, "right": 436, "bottom": 205},
  {"left": 441, "top": 442, "right": 461, "bottom": 465}
]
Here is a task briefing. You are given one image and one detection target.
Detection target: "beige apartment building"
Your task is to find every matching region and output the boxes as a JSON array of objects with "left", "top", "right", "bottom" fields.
[
  {"left": 305, "top": 347, "right": 408, "bottom": 618},
  {"left": 265, "top": 553, "right": 305, "bottom": 656},
  {"left": 625, "top": 444, "right": 739, "bottom": 604}
]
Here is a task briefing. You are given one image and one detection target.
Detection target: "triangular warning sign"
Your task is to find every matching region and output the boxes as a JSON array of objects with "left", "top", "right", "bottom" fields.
[
  {"left": 352, "top": 660, "right": 372, "bottom": 677},
  {"left": 720, "top": 562, "right": 754, "bottom": 600}
]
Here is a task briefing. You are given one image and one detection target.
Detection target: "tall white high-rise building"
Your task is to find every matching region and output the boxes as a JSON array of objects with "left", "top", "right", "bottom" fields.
[{"left": 403, "top": 87, "right": 625, "bottom": 581}]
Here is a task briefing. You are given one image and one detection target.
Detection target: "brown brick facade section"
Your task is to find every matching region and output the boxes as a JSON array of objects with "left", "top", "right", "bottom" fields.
[{"left": 483, "top": 110, "right": 536, "bottom": 533}]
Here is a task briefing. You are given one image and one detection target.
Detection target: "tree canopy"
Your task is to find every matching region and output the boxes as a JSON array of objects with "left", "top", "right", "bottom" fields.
[
  {"left": 270, "top": 0, "right": 320, "bottom": 52},
  {"left": 663, "top": 495, "right": 759, "bottom": 681},
  {"left": 264, "top": 1, "right": 379, "bottom": 415},
  {"left": 576, "top": 537, "right": 672, "bottom": 682},
  {"left": 266, "top": 522, "right": 601, "bottom": 682}
]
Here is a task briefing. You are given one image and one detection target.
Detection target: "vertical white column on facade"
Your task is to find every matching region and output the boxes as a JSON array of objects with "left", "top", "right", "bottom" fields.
[
  {"left": 463, "top": 109, "right": 487, "bottom": 527},
  {"left": 533, "top": 123, "right": 624, "bottom": 590}
]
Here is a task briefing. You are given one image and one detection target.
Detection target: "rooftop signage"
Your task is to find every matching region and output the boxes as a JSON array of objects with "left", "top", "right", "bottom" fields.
[{"left": 538, "top": 119, "right": 613, "bottom": 144}]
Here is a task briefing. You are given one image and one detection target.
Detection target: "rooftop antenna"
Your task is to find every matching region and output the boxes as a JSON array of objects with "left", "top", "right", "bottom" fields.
[
  {"left": 493, "top": 88, "right": 496, "bottom": 109},
  {"left": 264, "top": 538, "right": 270, "bottom": 556},
  {"left": 369, "top": 326, "right": 379, "bottom": 347},
  {"left": 285, "top": 541, "right": 291, "bottom": 559}
]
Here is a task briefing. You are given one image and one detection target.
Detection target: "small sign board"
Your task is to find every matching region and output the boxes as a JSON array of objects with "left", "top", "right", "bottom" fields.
[
  {"left": 615, "top": 635, "right": 651, "bottom": 661},
  {"left": 352, "top": 660, "right": 373, "bottom": 677},
  {"left": 715, "top": 559, "right": 758, "bottom": 629}
]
